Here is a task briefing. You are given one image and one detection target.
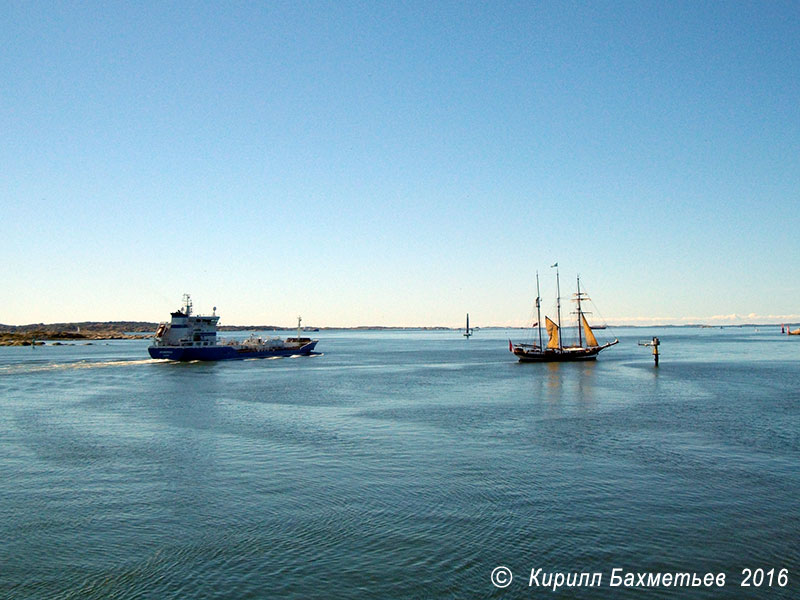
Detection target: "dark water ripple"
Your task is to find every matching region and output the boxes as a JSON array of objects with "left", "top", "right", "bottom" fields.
[{"left": 1, "top": 330, "right": 798, "bottom": 599}]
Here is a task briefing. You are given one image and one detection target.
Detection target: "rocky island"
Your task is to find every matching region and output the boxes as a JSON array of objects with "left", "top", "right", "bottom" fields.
[{"left": 0, "top": 322, "right": 156, "bottom": 346}]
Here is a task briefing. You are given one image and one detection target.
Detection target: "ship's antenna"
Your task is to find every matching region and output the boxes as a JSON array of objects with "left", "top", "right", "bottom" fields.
[
  {"left": 297, "top": 315, "right": 302, "bottom": 340},
  {"left": 182, "top": 293, "right": 192, "bottom": 316}
]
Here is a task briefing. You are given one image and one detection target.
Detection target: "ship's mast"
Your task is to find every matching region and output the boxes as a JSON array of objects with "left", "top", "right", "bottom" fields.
[
  {"left": 536, "top": 271, "right": 543, "bottom": 349},
  {"left": 297, "top": 316, "right": 302, "bottom": 339},
  {"left": 576, "top": 275, "right": 583, "bottom": 347},
  {"left": 554, "top": 263, "right": 563, "bottom": 350},
  {"left": 182, "top": 293, "right": 192, "bottom": 316}
]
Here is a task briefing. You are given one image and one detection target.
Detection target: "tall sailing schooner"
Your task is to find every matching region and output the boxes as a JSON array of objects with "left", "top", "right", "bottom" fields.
[{"left": 510, "top": 265, "right": 618, "bottom": 362}]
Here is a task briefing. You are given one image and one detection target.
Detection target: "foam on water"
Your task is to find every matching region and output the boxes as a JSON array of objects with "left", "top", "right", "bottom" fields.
[{"left": 0, "top": 357, "right": 165, "bottom": 375}]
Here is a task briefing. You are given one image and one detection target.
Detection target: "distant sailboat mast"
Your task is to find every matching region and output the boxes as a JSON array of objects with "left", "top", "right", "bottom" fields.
[{"left": 464, "top": 313, "right": 473, "bottom": 338}]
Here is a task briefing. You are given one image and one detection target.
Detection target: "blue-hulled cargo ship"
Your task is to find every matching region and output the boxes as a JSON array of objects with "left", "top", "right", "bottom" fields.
[{"left": 148, "top": 295, "right": 319, "bottom": 361}]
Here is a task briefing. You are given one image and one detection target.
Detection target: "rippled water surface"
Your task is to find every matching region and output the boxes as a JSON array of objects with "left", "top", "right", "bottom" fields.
[{"left": 2, "top": 328, "right": 798, "bottom": 599}]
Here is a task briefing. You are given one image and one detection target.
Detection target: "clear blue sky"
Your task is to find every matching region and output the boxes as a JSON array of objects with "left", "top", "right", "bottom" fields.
[{"left": 3, "top": 1, "right": 799, "bottom": 326}]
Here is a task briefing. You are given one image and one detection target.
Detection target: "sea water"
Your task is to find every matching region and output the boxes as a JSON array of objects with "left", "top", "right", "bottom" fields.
[{"left": 1, "top": 328, "right": 798, "bottom": 599}]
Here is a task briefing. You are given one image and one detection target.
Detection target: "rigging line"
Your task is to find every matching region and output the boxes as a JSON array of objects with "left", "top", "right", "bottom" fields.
[
  {"left": 522, "top": 303, "right": 538, "bottom": 344},
  {"left": 582, "top": 284, "right": 618, "bottom": 340}
]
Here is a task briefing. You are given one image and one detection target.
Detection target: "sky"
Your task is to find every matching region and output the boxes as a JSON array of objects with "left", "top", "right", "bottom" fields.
[{"left": 2, "top": 1, "right": 799, "bottom": 327}]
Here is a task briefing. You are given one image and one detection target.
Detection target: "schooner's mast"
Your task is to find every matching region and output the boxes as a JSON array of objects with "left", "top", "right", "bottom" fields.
[
  {"left": 576, "top": 275, "right": 583, "bottom": 347},
  {"left": 536, "top": 271, "right": 543, "bottom": 349},
  {"left": 553, "top": 263, "right": 563, "bottom": 350}
]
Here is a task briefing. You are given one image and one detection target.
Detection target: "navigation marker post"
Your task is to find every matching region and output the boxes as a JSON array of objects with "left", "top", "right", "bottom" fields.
[{"left": 638, "top": 337, "right": 660, "bottom": 366}]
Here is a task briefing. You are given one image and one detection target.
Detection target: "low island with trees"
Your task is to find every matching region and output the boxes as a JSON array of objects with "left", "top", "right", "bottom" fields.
[{"left": 0, "top": 322, "right": 156, "bottom": 346}]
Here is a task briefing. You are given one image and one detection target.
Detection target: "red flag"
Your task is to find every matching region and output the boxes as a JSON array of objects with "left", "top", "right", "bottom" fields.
[{"left": 508, "top": 339, "right": 513, "bottom": 352}]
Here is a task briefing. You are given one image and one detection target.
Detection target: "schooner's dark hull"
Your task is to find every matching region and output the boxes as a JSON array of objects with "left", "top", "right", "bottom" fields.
[
  {"left": 513, "top": 347, "right": 601, "bottom": 362},
  {"left": 511, "top": 340, "right": 618, "bottom": 363}
]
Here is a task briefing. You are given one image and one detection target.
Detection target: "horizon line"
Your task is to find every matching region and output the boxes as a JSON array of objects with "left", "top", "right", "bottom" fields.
[{"left": 2, "top": 319, "right": 797, "bottom": 330}]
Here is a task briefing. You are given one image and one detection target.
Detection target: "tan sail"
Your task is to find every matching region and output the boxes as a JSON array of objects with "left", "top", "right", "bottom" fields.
[
  {"left": 545, "top": 317, "right": 560, "bottom": 349},
  {"left": 581, "top": 313, "right": 599, "bottom": 347}
]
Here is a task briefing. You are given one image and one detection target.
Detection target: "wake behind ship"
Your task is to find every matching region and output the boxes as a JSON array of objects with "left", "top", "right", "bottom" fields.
[{"left": 148, "top": 295, "right": 318, "bottom": 361}]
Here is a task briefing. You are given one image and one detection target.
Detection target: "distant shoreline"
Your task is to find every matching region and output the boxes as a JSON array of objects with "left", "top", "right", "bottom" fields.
[{"left": 0, "top": 320, "right": 786, "bottom": 346}]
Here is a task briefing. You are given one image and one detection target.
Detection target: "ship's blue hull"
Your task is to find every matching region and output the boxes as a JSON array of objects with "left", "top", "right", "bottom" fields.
[{"left": 148, "top": 341, "right": 318, "bottom": 361}]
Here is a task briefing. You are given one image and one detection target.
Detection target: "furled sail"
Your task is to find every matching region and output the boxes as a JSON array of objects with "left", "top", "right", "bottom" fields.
[
  {"left": 581, "top": 313, "right": 599, "bottom": 347},
  {"left": 545, "top": 317, "right": 560, "bottom": 349}
]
